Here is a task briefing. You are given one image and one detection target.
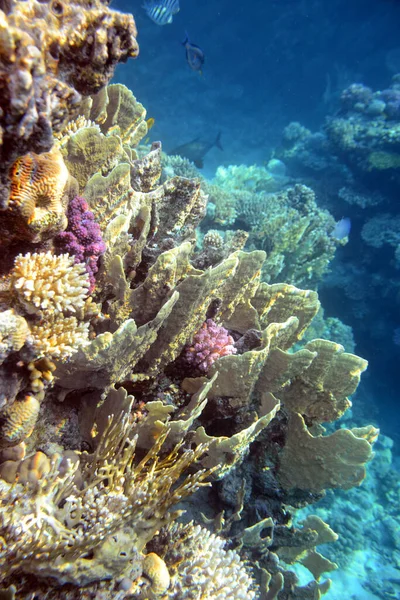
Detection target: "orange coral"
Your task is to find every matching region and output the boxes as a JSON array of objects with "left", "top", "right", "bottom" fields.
[{"left": 7, "top": 148, "right": 69, "bottom": 242}]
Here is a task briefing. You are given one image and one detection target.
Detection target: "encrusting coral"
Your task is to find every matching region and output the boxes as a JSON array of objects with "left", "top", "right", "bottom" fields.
[{"left": 0, "top": 4, "right": 378, "bottom": 599}]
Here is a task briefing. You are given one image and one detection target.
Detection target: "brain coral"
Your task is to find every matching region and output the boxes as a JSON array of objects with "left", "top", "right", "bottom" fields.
[{"left": 2, "top": 147, "right": 69, "bottom": 244}]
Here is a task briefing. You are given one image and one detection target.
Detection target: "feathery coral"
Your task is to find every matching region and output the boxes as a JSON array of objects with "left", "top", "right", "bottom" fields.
[
  {"left": 0, "top": 408, "right": 212, "bottom": 584},
  {"left": 11, "top": 252, "right": 90, "bottom": 315}
]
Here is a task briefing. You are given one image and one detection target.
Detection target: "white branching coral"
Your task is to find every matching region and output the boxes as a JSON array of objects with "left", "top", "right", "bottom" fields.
[
  {"left": 0, "top": 406, "right": 212, "bottom": 586},
  {"left": 157, "top": 521, "right": 257, "bottom": 599},
  {"left": 30, "top": 316, "right": 89, "bottom": 360},
  {"left": 10, "top": 252, "right": 90, "bottom": 315}
]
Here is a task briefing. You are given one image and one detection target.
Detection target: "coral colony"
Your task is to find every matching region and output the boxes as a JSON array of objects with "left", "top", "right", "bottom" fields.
[
  {"left": 55, "top": 196, "right": 106, "bottom": 293},
  {"left": 0, "top": 0, "right": 378, "bottom": 599}
]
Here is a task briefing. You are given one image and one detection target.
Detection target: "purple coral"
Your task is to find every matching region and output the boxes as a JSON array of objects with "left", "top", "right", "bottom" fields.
[
  {"left": 55, "top": 196, "right": 106, "bottom": 293},
  {"left": 182, "top": 319, "right": 237, "bottom": 373}
]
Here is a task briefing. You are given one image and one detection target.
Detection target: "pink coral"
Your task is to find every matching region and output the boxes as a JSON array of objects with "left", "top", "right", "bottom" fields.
[
  {"left": 183, "top": 319, "right": 237, "bottom": 373},
  {"left": 54, "top": 196, "right": 106, "bottom": 293}
]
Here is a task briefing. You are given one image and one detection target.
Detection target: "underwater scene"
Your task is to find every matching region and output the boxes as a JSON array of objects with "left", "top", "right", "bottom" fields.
[{"left": 0, "top": 0, "right": 399, "bottom": 597}]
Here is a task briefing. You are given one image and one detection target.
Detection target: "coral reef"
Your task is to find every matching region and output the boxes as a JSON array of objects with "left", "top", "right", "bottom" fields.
[
  {"left": 201, "top": 161, "right": 340, "bottom": 289},
  {"left": 0, "top": 25, "right": 377, "bottom": 598},
  {"left": 325, "top": 75, "right": 400, "bottom": 187},
  {"left": 361, "top": 213, "right": 400, "bottom": 267}
]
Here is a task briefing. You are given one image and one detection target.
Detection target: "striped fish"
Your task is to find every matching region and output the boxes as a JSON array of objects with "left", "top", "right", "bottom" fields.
[{"left": 143, "top": 0, "right": 180, "bottom": 25}]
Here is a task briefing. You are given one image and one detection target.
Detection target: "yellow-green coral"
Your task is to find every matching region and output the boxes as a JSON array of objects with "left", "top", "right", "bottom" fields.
[{"left": 0, "top": 403, "right": 212, "bottom": 585}]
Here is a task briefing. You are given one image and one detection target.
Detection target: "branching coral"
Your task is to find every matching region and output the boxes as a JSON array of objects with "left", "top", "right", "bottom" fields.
[
  {"left": 149, "top": 521, "right": 256, "bottom": 599},
  {"left": 0, "top": 404, "right": 212, "bottom": 586},
  {"left": 55, "top": 196, "right": 106, "bottom": 292},
  {"left": 181, "top": 319, "right": 237, "bottom": 373},
  {"left": 205, "top": 176, "right": 339, "bottom": 288},
  {"left": 10, "top": 251, "right": 90, "bottom": 316}
]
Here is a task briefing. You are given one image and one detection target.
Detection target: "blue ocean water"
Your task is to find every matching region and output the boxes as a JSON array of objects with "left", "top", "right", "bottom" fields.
[
  {"left": 113, "top": 0, "right": 400, "bottom": 429},
  {"left": 112, "top": 1, "right": 400, "bottom": 597}
]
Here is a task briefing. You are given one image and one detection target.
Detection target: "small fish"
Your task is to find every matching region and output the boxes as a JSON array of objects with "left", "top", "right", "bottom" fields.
[
  {"left": 332, "top": 217, "right": 351, "bottom": 240},
  {"left": 146, "top": 117, "right": 155, "bottom": 131},
  {"left": 143, "top": 0, "right": 179, "bottom": 25},
  {"left": 170, "top": 132, "right": 223, "bottom": 169},
  {"left": 182, "top": 32, "right": 205, "bottom": 73}
]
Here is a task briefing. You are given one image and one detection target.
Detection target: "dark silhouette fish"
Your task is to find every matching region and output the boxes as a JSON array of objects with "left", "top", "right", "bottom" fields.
[
  {"left": 170, "top": 133, "right": 223, "bottom": 168},
  {"left": 182, "top": 33, "right": 205, "bottom": 73}
]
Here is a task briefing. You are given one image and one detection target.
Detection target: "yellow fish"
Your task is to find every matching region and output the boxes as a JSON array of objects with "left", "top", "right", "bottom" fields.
[{"left": 146, "top": 117, "right": 155, "bottom": 131}]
